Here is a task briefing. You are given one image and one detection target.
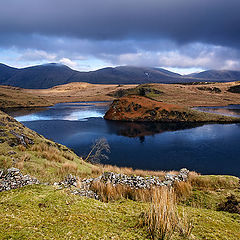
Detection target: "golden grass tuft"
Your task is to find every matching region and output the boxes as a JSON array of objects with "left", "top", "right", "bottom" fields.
[
  {"left": 30, "top": 142, "right": 77, "bottom": 163},
  {"left": 31, "top": 142, "right": 50, "bottom": 152},
  {"left": 177, "top": 209, "right": 194, "bottom": 238},
  {"left": 90, "top": 180, "right": 154, "bottom": 202},
  {"left": 173, "top": 181, "right": 192, "bottom": 202},
  {"left": 142, "top": 187, "right": 177, "bottom": 240},
  {"left": 15, "top": 160, "right": 24, "bottom": 170},
  {"left": 140, "top": 187, "right": 194, "bottom": 240},
  {"left": 60, "top": 162, "right": 78, "bottom": 175},
  {"left": 62, "top": 151, "right": 75, "bottom": 161},
  {"left": 41, "top": 151, "right": 63, "bottom": 163},
  {"left": 18, "top": 145, "right": 26, "bottom": 152},
  {"left": 0, "top": 156, "right": 10, "bottom": 168},
  {"left": 20, "top": 153, "right": 31, "bottom": 162}
]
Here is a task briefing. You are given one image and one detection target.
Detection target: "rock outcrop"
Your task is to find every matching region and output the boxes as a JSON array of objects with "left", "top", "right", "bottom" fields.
[{"left": 104, "top": 95, "right": 240, "bottom": 122}]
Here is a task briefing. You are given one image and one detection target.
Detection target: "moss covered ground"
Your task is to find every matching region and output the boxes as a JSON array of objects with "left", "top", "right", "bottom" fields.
[{"left": 0, "top": 184, "right": 240, "bottom": 240}]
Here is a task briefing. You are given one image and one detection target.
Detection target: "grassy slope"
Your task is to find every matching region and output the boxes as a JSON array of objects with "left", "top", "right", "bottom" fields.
[
  {"left": 0, "top": 184, "right": 240, "bottom": 240},
  {"left": 0, "top": 110, "right": 92, "bottom": 182}
]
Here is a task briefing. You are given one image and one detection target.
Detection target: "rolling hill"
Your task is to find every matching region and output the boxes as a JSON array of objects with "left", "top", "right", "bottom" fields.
[
  {"left": 1, "top": 63, "right": 240, "bottom": 89},
  {"left": 185, "top": 70, "right": 240, "bottom": 80}
]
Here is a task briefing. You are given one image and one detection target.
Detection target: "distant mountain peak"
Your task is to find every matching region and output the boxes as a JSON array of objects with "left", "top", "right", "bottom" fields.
[
  {"left": 42, "top": 63, "right": 65, "bottom": 67},
  {"left": 0, "top": 63, "right": 240, "bottom": 89}
]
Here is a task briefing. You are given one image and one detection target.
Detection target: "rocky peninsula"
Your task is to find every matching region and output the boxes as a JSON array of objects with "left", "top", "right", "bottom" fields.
[{"left": 104, "top": 95, "right": 240, "bottom": 122}]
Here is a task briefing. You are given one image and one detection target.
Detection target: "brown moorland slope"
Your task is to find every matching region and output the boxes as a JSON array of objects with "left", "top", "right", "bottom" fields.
[
  {"left": 0, "top": 86, "right": 51, "bottom": 108},
  {"left": 1, "top": 81, "right": 240, "bottom": 110},
  {"left": 0, "top": 83, "right": 136, "bottom": 109},
  {"left": 108, "top": 81, "right": 240, "bottom": 107}
]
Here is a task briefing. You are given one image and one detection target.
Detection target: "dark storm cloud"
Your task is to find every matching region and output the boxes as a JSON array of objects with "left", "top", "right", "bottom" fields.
[{"left": 1, "top": 0, "right": 240, "bottom": 48}]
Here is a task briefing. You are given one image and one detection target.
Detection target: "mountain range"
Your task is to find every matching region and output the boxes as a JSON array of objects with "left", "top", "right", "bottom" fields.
[{"left": 1, "top": 63, "right": 240, "bottom": 89}]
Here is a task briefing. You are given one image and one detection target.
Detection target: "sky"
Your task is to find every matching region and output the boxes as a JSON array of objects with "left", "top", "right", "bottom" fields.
[{"left": 1, "top": 0, "right": 240, "bottom": 74}]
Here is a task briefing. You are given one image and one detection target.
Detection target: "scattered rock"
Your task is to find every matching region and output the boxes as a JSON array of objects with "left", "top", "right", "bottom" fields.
[
  {"left": 54, "top": 174, "right": 99, "bottom": 199},
  {"left": 0, "top": 167, "right": 39, "bottom": 192},
  {"left": 71, "top": 189, "right": 99, "bottom": 199},
  {"left": 54, "top": 174, "right": 77, "bottom": 189},
  {"left": 8, "top": 150, "right": 17, "bottom": 155},
  {"left": 9, "top": 130, "right": 34, "bottom": 146},
  {"left": 0, "top": 168, "right": 190, "bottom": 201}
]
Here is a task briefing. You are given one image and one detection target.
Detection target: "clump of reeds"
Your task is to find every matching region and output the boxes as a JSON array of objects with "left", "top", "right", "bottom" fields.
[
  {"left": 62, "top": 151, "right": 75, "bottom": 161},
  {"left": 20, "top": 153, "right": 31, "bottom": 162},
  {"left": 177, "top": 209, "right": 194, "bottom": 238},
  {"left": 31, "top": 142, "right": 50, "bottom": 152},
  {"left": 31, "top": 142, "right": 78, "bottom": 163},
  {"left": 15, "top": 153, "right": 31, "bottom": 169},
  {"left": 173, "top": 181, "right": 192, "bottom": 202},
  {"left": 15, "top": 160, "right": 24, "bottom": 169},
  {"left": 140, "top": 187, "right": 194, "bottom": 240},
  {"left": 18, "top": 145, "right": 26, "bottom": 152},
  {"left": 90, "top": 180, "right": 154, "bottom": 202},
  {"left": 41, "top": 150, "right": 63, "bottom": 163},
  {"left": 142, "top": 187, "right": 177, "bottom": 240},
  {"left": 60, "top": 162, "right": 78, "bottom": 175},
  {"left": 31, "top": 142, "right": 63, "bottom": 163}
]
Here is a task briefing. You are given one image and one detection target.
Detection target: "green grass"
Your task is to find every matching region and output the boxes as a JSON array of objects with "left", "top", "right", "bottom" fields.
[
  {"left": 180, "top": 206, "right": 240, "bottom": 240},
  {"left": 0, "top": 185, "right": 148, "bottom": 240},
  {"left": 0, "top": 185, "right": 240, "bottom": 239}
]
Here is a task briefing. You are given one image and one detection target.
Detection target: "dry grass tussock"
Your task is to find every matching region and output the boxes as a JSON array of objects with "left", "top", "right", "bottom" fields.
[
  {"left": 18, "top": 145, "right": 27, "bottom": 152},
  {"left": 91, "top": 180, "right": 155, "bottom": 202},
  {"left": 15, "top": 153, "right": 32, "bottom": 170},
  {"left": 31, "top": 142, "right": 50, "bottom": 152},
  {"left": 40, "top": 151, "right": 63, "bottom": 163},
  {"left": 30, "top": 142, "right": 80, "bottom": 164},
  {"left": 59, "top": 162, "right": 78, "bottom": 175},
  {"left": 62, "top": 151, "right": 75, "bottom": 161},
  {"left": 174, "top": 181, "right": 192, "bottom": 202},
  {"left": 31, "top": 142, "right": 64, "bottom": 163},
  {"left": 140, "top": 187, "right": 194, "bottom": 240},
  {"left": 15, "top": 160, "right": 24, "bottom": 170},
  {"left": 90, "top": 179, "right": 192, "bottom": 203},
  {"left": 19, "top": 153, "right": 31, "bottom": 162}
]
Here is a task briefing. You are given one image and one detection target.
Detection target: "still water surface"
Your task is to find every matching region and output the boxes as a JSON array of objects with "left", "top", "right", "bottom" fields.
[{"left": 9, "top": 102, "right": 240, "bottom": 176}]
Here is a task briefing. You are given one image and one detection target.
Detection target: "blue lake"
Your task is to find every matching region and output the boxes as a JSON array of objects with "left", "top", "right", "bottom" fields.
[{"left": 9, "top": 102, "right": 240, "bottom": 176}]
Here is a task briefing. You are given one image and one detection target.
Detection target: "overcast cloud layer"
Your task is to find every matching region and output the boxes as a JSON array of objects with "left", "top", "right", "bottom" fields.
[{"left": 1, "top": 0, "right": 240, "bottom": 72}]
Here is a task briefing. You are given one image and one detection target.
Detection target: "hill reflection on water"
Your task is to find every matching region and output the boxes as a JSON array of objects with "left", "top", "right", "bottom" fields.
[{"left": 106, "top": 121, "right": 206, "bottom": 142}]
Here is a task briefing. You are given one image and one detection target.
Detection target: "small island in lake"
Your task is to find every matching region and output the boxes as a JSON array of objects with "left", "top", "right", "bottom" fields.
[{"left": 104, "top": 95, "right": 240, "bottom": 122}]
